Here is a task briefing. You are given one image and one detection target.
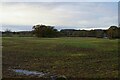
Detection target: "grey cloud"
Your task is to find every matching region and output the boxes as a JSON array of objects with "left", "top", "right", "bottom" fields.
[{"left": 1, "top": 2, "right": 118, "bottom": 31}]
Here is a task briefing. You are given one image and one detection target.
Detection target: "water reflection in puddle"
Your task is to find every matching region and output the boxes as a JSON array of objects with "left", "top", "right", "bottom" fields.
[
  {"left": 10, "top": 69, "right": 67, "bottom": 80},
  {"left": 11, "top": 69, "right": 46, "bottom": 77}
]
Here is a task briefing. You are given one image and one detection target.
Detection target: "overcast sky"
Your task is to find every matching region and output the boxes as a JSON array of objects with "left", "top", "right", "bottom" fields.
[
  {"left": 1, "top": 0, "right": 119, "bottom": 2},
  {"left": 1, "top": 2, "right": 118, "bottom": 31}
]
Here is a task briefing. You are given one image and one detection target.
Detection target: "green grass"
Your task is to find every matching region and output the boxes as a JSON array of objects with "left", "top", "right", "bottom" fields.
[{"left": 2, "top": 37, "right": 118, "bottom": 78}]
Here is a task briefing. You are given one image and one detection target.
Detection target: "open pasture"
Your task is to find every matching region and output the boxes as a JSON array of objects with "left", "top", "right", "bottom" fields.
[{"left": 2, "top": 37, "right": 118, "bottom": 78}]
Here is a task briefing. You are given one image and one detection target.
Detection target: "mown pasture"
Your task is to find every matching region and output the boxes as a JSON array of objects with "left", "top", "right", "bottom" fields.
[{"left": 2, "top": 37, "right": 118, "bottom": 78}]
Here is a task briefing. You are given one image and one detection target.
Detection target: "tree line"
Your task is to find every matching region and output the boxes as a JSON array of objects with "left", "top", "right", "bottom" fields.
[
  {"left": 60, "top": 26, "right": 120, "bottom": 39},
  {"left": 2, "top": 24, "right": 120, "bottom": 39}
]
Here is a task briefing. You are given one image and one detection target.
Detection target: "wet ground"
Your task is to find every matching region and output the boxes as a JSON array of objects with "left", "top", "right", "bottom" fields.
[{"left": 7, "top": 69, "right": 67, "bottom": 80}]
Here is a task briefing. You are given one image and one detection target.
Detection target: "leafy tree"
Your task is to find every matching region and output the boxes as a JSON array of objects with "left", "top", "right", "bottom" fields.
[
  {"left": 118, "top": 27, "right": 120, "bottom": 38},
  {"left": 32, "top": 24, "right": 58, "bottom": 37},
  {"left": 107, "top": 26, "right": 118, "bottom": 39},
  {"left": 4, "top": 29, "right": 12, "bottom": 37}
]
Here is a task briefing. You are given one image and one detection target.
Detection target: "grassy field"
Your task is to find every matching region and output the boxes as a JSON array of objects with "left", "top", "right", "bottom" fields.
[{"left": 2, "top": 37, "right": 118, "bottom": 78}]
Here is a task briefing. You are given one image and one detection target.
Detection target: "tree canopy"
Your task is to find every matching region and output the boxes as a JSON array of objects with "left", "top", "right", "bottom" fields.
[
  {"left": 32, "top": 24, "right": 58, "bottom": 37},
  {"left": 107, "top": 26, "right": 118, "bottom": 39}
]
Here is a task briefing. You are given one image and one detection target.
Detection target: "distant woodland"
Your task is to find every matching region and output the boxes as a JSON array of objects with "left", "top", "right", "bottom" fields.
[{"left": 2, "top": 25, "right": 120, "bottom": 39}]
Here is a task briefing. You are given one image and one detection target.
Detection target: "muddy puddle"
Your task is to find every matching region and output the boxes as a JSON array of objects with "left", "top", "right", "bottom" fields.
[
  {"left": 11, "top": 69, "right": 47, "bottom": 77},
  {"left": 10, "top": 69, "right": 67, "bottom": 80}
]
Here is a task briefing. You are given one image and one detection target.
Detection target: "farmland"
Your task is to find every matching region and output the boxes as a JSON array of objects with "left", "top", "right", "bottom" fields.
[{"left": 2, "top": 37, "right": 118, "bottom": 78}]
